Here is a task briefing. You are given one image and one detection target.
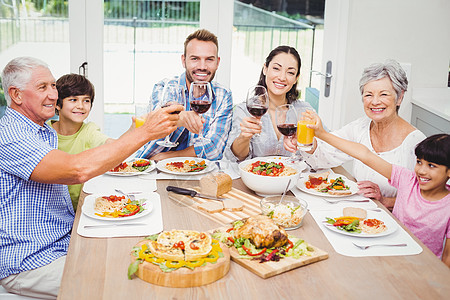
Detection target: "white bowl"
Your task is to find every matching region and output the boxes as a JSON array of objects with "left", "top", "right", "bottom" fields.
[
  {"left": 238, "top": 157, "right": 304, "bottom": 196},
  {"left": 260, "top": 195, "right": 308, "bottom": 230}
]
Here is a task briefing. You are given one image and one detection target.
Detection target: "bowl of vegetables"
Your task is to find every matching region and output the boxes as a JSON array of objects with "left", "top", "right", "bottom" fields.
[
  {"left": 260, "top": 195, "right": 308, "bottom": 230},
  {"left": 238, "top": 156, "right": 305, "bottom": 196}
]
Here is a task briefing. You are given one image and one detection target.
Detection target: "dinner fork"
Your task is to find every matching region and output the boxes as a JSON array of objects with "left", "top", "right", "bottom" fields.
[
  {"left": 352, "top": 242, "right": 407, "bottom": 250},
  {"left": 114, "top": 189, "right": 141, "bottom": 201},
  {"left": 322, "top": 198, "right": 370, "bottom": 204}
]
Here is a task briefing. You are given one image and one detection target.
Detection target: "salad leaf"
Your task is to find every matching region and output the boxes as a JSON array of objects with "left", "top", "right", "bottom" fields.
[
  {"left": 127, "top": 259, "right": 142, "bottom": 279},
  {"left": 132, "top": 165, "right": 150, "bottom": 172}
]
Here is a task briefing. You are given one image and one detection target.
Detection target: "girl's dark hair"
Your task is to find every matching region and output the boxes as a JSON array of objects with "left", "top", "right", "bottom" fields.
[
  {"left": 257, "top": 45, "right": 301, "bottom": 104},
  {"left": 415, "top": 134, "right": 450, "bottom": 168},
  {"left": 56, "top": 74, "right": 95, "bottom": 114}
]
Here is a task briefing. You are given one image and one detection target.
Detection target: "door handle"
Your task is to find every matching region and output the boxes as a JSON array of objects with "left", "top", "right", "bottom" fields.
[{"left": 311, "top": 61, "right": 332, "bottom": 97}]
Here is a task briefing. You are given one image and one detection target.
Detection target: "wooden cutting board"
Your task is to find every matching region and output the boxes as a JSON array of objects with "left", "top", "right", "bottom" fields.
[
  {"left": 168, "top": 187, "right": 262, "bottom": 225},
  {"left": 214, "top": 227, "right": 328, "bottom": 279},
  {"left": 131, "top": 240, "right": 230, "bottom": 287}
]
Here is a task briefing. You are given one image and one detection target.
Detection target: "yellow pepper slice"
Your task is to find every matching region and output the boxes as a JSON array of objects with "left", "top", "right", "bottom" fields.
[
  {"left": 203, "top": 251, "right": 219, "bottom": 262},
  {"left": 185, "top": 259, "right": 205, "bottom": 268},
  {"left": 165, "top": 260, "right": 185, "bottom": 268}
]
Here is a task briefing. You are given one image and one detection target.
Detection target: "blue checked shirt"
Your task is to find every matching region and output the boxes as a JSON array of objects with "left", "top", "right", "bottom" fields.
[
  {"left": 137, "top": 73, "right": 233, "bottom": 160},
  {"left": 0, "top": 108, "right": 74, "bottom": 279}
]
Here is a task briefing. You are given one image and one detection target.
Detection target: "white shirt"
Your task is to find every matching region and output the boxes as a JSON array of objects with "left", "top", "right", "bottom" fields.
[{"left": 301, "top": 116, "right": 426, "bottom": 197}]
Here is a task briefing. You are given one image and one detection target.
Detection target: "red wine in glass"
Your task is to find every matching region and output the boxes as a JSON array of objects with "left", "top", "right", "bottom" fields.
[
  {"left": 190, "top": 100, "right": 212, "bottom": 114},
  {"left": 277, "top": 123, "right": 297, "bottom": 136},
  {"left": 161, "top": 102, "right": 182, "bottom": 114},
  {"left": 247, "top": 104, "right": 268, "bottom": 117}
]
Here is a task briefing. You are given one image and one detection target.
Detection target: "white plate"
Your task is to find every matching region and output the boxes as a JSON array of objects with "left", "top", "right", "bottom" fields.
[
  {"left": 106, "top": 159, "right": 156, "bottom": 176},
  {"left": 322, "top": 210, "right": 398, "bottom": 238},
  {"left": 297, "top": 173, "right": 358, "bottom": 198},
  {"left": 82, "top": 194, "right": 153, "bottom": 221},
  {"left": 156, "top": 157, "right": 215, "bottom": 175}
]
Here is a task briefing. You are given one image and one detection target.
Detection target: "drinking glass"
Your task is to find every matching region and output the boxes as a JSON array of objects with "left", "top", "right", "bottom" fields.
[
  {"left": 135, "top": 104, "right": 149, "bottom": 128},
  {"left": 189, "top": 81, "right": 212, "bottom": 144},
  {"left": 275, "top": 104, "right": 299, "bottom": 162},
  {"left": 156, "top": 83, "right": 185, "bottom": 147},
  {"left": 246, "top": 85, "right": 269, "bottom": 138},
  {"left": 297, "top": 107, "right": 315, "bottom": 151}
]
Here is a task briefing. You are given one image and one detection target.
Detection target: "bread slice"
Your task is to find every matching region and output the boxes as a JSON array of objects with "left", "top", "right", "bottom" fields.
[
  {"left": 223, "top": 198, "right": 244, "bottom": 211},
  {"left": 200, "top": 172, "right": 232, "bottom": 197},
  {"left": 328, "top": 189, "right": 353, "bottom": 196},
  {"left": 343, "top": 207, "right": 367, "bottom": 220},
  {"left": 197, "top": 201, "right": 224, "bottom": 213}
]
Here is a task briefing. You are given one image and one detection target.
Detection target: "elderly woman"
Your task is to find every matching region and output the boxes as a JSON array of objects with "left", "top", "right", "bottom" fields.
[
  {"left": 286, "top": 59, "right": 426, "bottom": 208},
  {"left": 224, "top": 45, "right": 314, "bottom": 162}
]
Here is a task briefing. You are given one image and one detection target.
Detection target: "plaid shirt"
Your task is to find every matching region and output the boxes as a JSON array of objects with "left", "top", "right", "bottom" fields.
[
  {"left": 137, "top": 73, "right": 233, "bottom": 160},
  {"left": 0, "top": 108, "right": 74, "bottom": 279}
]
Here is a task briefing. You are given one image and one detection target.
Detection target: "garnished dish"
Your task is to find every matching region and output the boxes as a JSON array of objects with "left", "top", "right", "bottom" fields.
[
  {"left": 82, "top": 194, "right": 153, "bottom": 221},
  {"left": 166, "top": 160, "right": 207, "bottom": 173},
  {"left": 297, "top": 172, "right": 358, "bottom": 198},
  {"left": 128, "top": 230, "right": 225, "bottom": 276},
  {"left": 260, "top": 195, "right": 308, "bottom": 230},
  {"left": 106, "top": 159, "right": 155, "bottom": 176},
  {"left": 212, "top": 215, "right": 315, "bottom": 263},
  {"left": 156, "top": 157, "right": 214, "bottom": 175},
  {"left": 322, "top": 207, "right": 397, "bottom": 237},
  {"left": 244, "top": 161, "right": 297, "bottom": 177}
]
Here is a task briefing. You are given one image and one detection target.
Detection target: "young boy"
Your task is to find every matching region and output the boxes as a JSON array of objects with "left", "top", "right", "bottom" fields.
[
  {"left": 302, "top": 110, "right": 449, "bottom": 266},
  {"left": 47, "top": 74, "right": 113, "bottom": 210}
]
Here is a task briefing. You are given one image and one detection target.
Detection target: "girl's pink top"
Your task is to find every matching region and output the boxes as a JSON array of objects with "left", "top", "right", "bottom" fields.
[{"left": 390, "top": 165, "right": 450, "bottom": 257}]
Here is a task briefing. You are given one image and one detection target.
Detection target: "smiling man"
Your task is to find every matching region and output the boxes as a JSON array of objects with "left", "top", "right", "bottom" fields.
[
  {"left": 138, "top": 29, "right": 233, "bottom": 161},
  {"left": 0, "top": 57, "right": 182, "bottom": 298}
]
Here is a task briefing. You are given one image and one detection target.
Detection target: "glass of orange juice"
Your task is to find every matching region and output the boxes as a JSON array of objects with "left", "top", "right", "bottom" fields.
[
  {"left": 135, "top": 104, "right": 148, "bottom": 128},
  {"left": 297, "top": 108, "right": 315, "bottom": 151}
]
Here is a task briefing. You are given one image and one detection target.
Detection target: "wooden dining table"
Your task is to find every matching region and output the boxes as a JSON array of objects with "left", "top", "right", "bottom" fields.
[{"left": 58, "top": 167, "right": 450, "bottom": 299}]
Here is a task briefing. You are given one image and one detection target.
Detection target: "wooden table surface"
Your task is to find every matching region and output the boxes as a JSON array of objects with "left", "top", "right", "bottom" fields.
[{"left": 59, "top": 168, "right": 450, "bottom": 299}]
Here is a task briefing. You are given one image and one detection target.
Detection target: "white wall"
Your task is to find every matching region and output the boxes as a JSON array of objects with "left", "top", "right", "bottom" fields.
[{"left": 333, "top": 0, "right": 450, "bottom": 128}]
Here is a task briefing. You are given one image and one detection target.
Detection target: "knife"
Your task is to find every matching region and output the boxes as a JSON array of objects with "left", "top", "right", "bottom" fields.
[{"left": 166, "top": 186, "right": 231, "bottom": 201}]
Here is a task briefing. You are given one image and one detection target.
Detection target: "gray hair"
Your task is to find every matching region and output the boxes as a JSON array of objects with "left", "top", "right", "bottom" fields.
[
  {"left": 359, "top": 59, "right": 408, "bottom": 102},
  {"left": 1, "top": 56, "right": 49, "bottom": 106}
]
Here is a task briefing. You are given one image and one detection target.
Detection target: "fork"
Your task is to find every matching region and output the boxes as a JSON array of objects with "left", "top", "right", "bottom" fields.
[
  {"left": 352, "top": 242, "right": 407, "bottom": 250},
  {"left": 322, "top": 198, "right": 370, "bottom": 204},
  {"left": 114, "top": 189, "right": 141, "bottom": 201}
]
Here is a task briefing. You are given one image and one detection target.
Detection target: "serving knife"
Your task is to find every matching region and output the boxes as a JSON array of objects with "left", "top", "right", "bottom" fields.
[{"left": 166, "top": 186, "right": 231, "bottom": 201}]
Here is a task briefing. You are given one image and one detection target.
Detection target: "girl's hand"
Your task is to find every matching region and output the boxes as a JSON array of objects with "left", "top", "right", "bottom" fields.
[
  {"left": 239, "top": 116, "right": 262, "bottom": 139},
  {"left": 283, "top": 135, "right": 297, "bottom": 153}
]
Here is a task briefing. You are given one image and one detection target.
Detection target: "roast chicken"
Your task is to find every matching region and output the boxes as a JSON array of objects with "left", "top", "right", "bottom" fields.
[{"left": 234, "top": 215, "right": 288, "bottom": 248}]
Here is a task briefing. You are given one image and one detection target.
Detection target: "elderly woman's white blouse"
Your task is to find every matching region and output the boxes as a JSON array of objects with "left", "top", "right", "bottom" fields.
[
  {"left": 224, "top": 100, "right": 314, "bottom": 162},
  {"left": 301, "top": 116, "right": 426, "bottom": 198}
]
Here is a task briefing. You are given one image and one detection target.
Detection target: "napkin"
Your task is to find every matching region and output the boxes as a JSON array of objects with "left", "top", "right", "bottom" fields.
[
  {"left": 310, "top": 210, "right": 422, "bottom": 257},
  {"left": 77, "top": 192, "right": 163, "bottom": 238},
  {"left": 83, "top": 174, "right": 157, "bottom": 194}
]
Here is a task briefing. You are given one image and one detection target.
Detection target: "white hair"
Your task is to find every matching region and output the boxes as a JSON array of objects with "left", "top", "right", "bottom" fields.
[{"left": 1, "top": 56, "right": 49, "bottom": 106}]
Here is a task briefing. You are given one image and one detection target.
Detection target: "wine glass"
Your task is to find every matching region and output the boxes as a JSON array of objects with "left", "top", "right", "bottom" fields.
[
  {"left": 156, "top": 83, "right": 185, "bottom": 147},
  {"left": 189, "top": 81, "right": 212, "bottom": 144},
  {"left": 275, "top": 104, "right": 299, "bottom": 162},
  {"left": 246, "top": 85, "right": 269, "bottom": 138}
]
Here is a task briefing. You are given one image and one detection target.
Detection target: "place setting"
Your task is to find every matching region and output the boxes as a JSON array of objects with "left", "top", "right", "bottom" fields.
[{"left": 77, "top": 191, "right": 163, "bottom": 238}]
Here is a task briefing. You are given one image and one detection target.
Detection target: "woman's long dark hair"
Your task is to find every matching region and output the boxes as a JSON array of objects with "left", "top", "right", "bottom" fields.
[{"left": 257, "top": 45, "right": 301, "bottom": 104}]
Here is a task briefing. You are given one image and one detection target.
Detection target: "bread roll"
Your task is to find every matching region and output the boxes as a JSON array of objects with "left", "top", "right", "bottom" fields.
[
  {"left": 200, "top": 172, "right": 232, "bottom": 197},
  {"left": 343, "top": 207, "right": 367, "bottom": 220}
]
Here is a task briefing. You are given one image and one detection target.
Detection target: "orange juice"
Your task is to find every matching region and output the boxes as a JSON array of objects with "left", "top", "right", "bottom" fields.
[
  {"left": 135, "top": 117, "right": 145, "bottom": 128},
  {"left": 297, "top": 120, "right": 315, "bottom": 145}
]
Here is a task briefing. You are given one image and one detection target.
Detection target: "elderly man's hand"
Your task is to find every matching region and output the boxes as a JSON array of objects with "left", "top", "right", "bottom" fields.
[
  {"left": 140, "top": 105, "right": 184, "bottom": 140},
  {"left": 177, "top": 111, "right": 204, "bottom": 134}
]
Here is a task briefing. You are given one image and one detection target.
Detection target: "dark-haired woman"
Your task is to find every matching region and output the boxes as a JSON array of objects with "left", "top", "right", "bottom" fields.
[{"left": 224, "top": 45, "right": 314, "bottom": 162}]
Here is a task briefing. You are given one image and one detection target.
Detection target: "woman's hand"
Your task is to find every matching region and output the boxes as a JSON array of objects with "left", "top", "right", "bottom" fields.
[
  {"left": 357, "top": 181, "right": 383, "bottom": 200},
  {"left": 239, "top": 116, "right": 262, "bottom": 139},
  {"left": 283, "top": 135, "right": 297, "bottom": 153}
]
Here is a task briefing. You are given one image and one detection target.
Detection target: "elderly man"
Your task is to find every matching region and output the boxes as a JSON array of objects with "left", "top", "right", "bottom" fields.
[
  {"left": 138, "top": 28, "right": 233, "bottom": 161},
  {"left": 0, "top": 57, "right": 183, "bottom": 299}
]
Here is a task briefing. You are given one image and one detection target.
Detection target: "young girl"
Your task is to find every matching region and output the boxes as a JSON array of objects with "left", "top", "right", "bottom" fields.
[{"left": 303, "top": 110, "right": 449, "bottom": 267}]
